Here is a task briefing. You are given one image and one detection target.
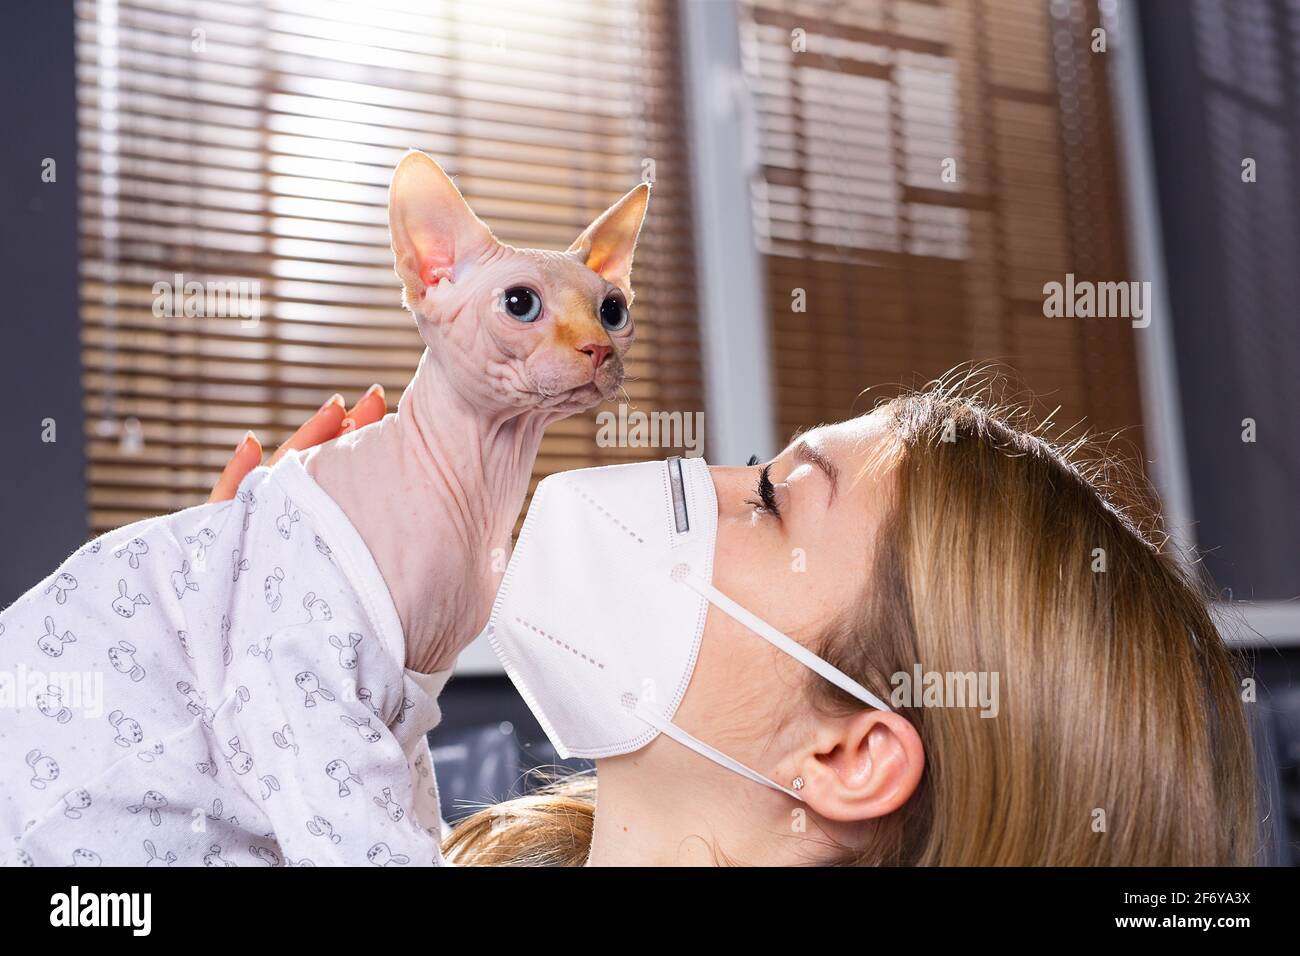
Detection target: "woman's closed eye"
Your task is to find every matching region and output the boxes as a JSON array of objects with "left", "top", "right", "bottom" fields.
[{"left": 745, "top": 463, "right": 781, "bottom": 519}]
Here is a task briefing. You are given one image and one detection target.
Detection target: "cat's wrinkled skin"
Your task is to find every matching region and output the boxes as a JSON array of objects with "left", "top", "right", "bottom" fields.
[{"left": 304, "top": 152, "right": 649, "bottom": 673}]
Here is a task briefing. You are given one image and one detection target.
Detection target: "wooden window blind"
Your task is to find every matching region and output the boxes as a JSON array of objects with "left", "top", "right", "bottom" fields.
[
  {"left": 739, "top": 0, "right": 1145, "bottom": 450},
  {"left": 75, "top": 0, "right": 702, "bottom": 535}
]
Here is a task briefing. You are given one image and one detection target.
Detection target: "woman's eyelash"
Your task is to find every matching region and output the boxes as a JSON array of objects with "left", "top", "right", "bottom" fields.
[
  {"left": 746, "top": 454, "right": 760, "bottom": 466},
  {"left": 745, "top": 464, "right": 781, "bottom": 518}
]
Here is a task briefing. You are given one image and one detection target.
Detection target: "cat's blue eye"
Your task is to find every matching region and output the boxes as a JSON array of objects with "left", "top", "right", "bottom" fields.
[
  {"left": 600, "top": 294, "right": 628, "bottom": 331},
  {"left": 502, "top": 286, "right": 542, "bottom": 322}
]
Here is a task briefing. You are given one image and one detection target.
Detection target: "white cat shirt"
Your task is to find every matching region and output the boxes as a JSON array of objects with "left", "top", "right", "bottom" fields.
[{"left": 0, "top": 454, "right": 450, "bottom": 867}]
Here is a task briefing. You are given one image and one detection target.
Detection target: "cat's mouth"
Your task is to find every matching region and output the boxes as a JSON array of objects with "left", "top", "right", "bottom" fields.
[
  {"left": 524, "top": 362, "right": 623, "bottom": 410},
  {"left": 529, "top": 381, "right": 612, "bottom": 410}
]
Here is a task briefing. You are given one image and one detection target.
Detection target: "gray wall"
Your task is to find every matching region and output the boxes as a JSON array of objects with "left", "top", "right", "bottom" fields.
[{"left": 0, "top": 2, "right": 88, "bottom": 607}]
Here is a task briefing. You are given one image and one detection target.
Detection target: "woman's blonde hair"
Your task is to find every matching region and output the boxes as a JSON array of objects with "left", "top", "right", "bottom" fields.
[{"left": 444, "top": 373, "right": 1258, "bottom": 866}]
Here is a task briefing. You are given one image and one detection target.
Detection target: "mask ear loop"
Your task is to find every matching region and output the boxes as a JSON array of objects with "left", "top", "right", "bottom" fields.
[
  {"left": 671, "top": 565, "right": 894, "bottom": 714},
  {"left": 630, "top": 564, "right": 894, "bottom": 801},
  {"left": 633, "top": 700, "right": 804, "bottom": 800}
]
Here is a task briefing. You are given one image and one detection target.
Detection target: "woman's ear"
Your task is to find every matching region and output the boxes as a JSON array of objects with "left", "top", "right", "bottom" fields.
[
  {"left": 389, "top": 151, "right": 498, "bottom": 311},
  {"left": 795, "top": 710, "right": 923, "bottom": 823},
  {"left": 567, "top": 182, "right": 650, "bottom": 289}
]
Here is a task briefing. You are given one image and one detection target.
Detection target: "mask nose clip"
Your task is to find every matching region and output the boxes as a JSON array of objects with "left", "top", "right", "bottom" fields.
[{"left": 667, "top": 456, "right": 689, "bottom": 533}]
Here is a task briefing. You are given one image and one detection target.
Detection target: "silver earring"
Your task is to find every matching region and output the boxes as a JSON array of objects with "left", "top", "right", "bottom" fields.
[{"left": 791, "top": 776, "right": 805, "bottom": 791}]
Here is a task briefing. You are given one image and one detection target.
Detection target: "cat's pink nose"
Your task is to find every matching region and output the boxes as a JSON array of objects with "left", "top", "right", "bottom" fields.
[{"left": 579, "top": 343, "right": 612, "bottom": 369}]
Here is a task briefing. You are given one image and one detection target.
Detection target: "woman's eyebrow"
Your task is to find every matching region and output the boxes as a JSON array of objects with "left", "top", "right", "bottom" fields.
[{"left": 794, "top": 439, "right": 838, "bottom": 502}]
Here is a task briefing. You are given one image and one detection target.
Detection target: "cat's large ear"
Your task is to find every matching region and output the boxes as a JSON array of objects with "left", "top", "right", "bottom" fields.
[
  {"left": 389, "top": 151, "right": 497, "bottom": 310},
  {"left": 567, "top": 182, "right": 651, "bottom": 290}
]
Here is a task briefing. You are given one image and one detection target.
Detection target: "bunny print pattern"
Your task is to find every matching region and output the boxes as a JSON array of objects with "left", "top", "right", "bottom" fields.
[{"left": 0, "top": 454, "right": 451, "bottom": 866}]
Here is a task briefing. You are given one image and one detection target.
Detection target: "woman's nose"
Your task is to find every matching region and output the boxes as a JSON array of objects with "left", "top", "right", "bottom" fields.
[{"left": 707, "top": 465, "right": 753, "bottom": 516}]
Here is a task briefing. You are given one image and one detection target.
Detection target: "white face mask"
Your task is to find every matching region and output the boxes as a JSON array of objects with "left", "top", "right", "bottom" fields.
[{"left": 487, "top": 456, "right": 891, "bottom": 800}]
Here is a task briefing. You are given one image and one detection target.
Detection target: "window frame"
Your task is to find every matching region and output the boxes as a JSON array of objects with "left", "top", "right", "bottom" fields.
[{"left": 1109, "top": 0, "right": 1299, "bottom": 647}]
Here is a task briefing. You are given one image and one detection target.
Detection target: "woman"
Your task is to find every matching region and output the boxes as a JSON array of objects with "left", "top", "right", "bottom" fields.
[{"left": 218, "top": 372, "right": 1258, "bottom": 866}]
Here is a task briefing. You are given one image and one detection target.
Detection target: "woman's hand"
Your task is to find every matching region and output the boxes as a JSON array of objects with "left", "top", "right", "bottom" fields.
[{"left": 208, "top": 385, "right": 387, "bottom": 502}]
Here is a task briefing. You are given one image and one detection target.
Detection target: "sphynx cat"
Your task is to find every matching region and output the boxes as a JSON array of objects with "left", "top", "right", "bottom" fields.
[{"left": 303, "top": 152, "right": 650, "bottom": 674}]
